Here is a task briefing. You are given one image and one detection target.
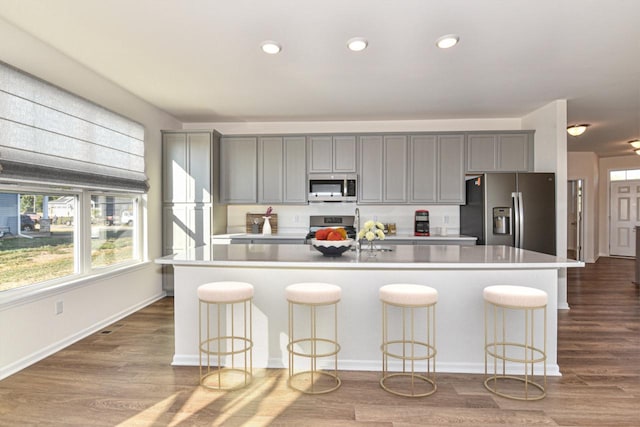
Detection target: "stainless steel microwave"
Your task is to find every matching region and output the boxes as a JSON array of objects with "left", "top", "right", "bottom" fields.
[{"left": 308, "top": 174, "right": 357, "bottom": 202}]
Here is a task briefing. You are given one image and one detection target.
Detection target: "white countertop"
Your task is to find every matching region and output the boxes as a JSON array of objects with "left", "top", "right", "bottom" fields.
[
  {"left": 211, "top": 233, "right": 477, "bottom": 241},
  {"left": 157, "top": 244, "right": 583, "bottom": 270}
]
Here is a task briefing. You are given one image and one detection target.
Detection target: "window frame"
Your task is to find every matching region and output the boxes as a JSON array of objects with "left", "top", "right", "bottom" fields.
[{"left": 0, "top": 183, "right": 145, "bottom": 302}]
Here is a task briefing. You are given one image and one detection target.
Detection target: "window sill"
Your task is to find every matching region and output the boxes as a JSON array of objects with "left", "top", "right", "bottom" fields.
[{"left": 0, "top": 261, "right": 154, "bottom": 311}]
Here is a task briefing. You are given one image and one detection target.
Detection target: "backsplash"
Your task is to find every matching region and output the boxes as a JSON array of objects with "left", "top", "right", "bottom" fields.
[{"left": 225, "top": 204, "right": 461, "bottom": 236}]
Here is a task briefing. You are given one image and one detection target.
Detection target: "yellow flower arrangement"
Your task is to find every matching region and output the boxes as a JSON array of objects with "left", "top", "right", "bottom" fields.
[{"left": 358, "top": 220, "right": 386, "bottom": 241}]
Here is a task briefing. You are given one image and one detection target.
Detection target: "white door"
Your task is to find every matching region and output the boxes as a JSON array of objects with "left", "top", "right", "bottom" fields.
[{"left": 610, "top": 180, "right": 640, "bottom": 256}]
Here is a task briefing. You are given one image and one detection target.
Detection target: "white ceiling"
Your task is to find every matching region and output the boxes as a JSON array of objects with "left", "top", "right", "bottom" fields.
[{"left": 1, "top": 0, "right": 639, "bottom": 157}]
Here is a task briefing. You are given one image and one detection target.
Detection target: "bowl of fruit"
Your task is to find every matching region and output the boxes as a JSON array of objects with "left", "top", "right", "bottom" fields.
[{"left": 311, "top": 227, "right": 353, "bottom": 257}]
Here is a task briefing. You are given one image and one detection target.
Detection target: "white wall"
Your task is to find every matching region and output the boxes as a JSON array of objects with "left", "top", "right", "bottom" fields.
[
  {"left": 0, "top": 18, "right": 180, "bottom": 379},
  {"left": 597, "top": 155, "right": 640, "bottom": 257},
  {"left": 522, "top": 100, "right": 569, "bottom": 309},
  {"left": 568, "top": 152, "right": 600, "bottom": 263}
]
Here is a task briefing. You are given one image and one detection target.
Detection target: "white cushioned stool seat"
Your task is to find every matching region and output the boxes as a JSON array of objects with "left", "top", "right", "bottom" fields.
[
  {"left": 483, "top": 285, "right": 547, "bottom": 308},
  {"left": 198, "top": 281, "right": 254, "bottom": 303},
  {"left": 286, "top": 282, "right": 341, "bottom": 304},
  {"left": 380, "top": 284, "right": 438, "bottom": 306}
]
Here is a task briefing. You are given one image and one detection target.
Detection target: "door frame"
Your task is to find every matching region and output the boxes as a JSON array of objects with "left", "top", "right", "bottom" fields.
[{"left": 567, "top": 179, "right": 584, "bottom": 261}]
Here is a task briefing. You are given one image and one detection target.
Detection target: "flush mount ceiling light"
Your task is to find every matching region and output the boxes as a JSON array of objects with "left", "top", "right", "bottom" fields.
[
  {"left": 567, "top": 124, "right": 590, "bottom": 137},
  {"left": 260, "top": 40, "right": 282, "bottom": 54},
  {"left": 635, "top": 149, "right": 640, "bottom": 156},
  {"left": 347, "top": 37, "right": 368, "bottom": 52},
  {"left": 436, "top": 34, "right": 460, "bottom": 49},
  {"left": 628, "top": 139, "right": 640, "bottom": 149}
]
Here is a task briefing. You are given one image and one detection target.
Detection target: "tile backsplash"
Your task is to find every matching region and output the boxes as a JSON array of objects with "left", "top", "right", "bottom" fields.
[{"left": 225, "top": 204, "right": 461, "bottom": 236}]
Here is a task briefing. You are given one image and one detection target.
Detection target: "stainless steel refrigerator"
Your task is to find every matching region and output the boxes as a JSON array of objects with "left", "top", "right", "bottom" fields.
[{"left": 460, "top": 173, "right": 556, "bottom": 255}]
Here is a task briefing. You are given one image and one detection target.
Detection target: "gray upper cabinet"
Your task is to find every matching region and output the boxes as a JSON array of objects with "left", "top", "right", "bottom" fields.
[
  {"left": 466, "top": 132, "right": 533, "bottom": 172},
  {"left": 409, "top": 134, "right": 465, "bottom": 204},
  {"left": 283, "top": 137, "right": 307, "bottom": 203},
  {"left": 162, "top": 131, "right": 212, "bottom": 204},
  {"left": 220, "top": 136, "right": 258, "bottom": 203},
  {"left": 408, "top": 135, "right": 438, "bottom": 203},
  {"left": 308, "top": 135, "right": 357, "bottom": 173},
  {"left": 437, "top": 135, "right": 465, "bottom": 203},
  {"left": 258, "top": 136, "right": 306, "bottom": 204},
  {"left": 358, "top": 135, "right": 407, "bottom": 204},
  {"left": 358, "top": 136, "right": 384, "bottom": 203}
]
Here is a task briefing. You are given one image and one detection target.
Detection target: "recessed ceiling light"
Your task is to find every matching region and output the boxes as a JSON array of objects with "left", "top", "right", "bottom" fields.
[
  {"left": 260, "top": 41, "right": 282, "bottom": 54},
  {"left": 347, "top": 37, "right": 368, "bottom": 52},
  {"left": 567, "top": 124, "right": 590, "bottom": 137},
  {"left": 436, "top": 34, "right": 460, "bottom": 49},
  {"left": 628, "top": 139, "right": 640, "bottom": 149}
]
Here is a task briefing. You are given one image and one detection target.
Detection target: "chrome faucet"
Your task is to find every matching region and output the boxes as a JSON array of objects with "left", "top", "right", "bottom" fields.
[{"left": 354, "top": 207, "right": 361, "bottom": 254}]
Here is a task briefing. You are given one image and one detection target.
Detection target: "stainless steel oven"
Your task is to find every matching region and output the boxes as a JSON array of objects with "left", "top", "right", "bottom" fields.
[{"left": 308, "top": 174, "right": 357, "bottom": 202}]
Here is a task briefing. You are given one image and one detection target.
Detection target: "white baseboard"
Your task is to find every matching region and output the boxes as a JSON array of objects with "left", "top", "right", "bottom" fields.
[
  {"left": 0, "top": 292, "right": 166, "bottom": 381},
  {"left": 172, "top": 354, "right": 561, "bottom": 376}
]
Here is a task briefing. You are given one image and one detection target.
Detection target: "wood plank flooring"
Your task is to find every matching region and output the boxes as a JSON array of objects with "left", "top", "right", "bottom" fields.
[{"left": 1, "top": 257, "right": 639, "bottom": 426}]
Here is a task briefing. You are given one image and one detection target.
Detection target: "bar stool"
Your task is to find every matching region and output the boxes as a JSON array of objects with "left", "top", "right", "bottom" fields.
[
  {"left": 286, "top": 282, "right": 342, "bottom": 394},
  {"left": 197, "top": 281, "right": 254, "bottom": 390},
  {"left": 379, "top": 284, "right": 438, "bottom": 397},
  {"left": 483, "top": 285, "right": 547, "bottom": 400}
]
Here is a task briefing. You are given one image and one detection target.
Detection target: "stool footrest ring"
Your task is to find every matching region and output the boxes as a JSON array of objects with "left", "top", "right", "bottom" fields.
[{"left": 484, "top": 375, "right": 546, "bottom": 401}]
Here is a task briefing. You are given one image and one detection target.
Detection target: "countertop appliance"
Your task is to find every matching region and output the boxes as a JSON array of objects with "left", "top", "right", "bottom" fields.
[
  {"left": 414, "top": 210, "right": 430, "bottom": 236},
  {"left": 460, "top": 173, "right": 556, "bottom": 255},
  {"left": 305, "top": 215, "right": 356, "bottom": 242},
  {"left": 308, "top": 174, "right": 357, "bottom": 203}
]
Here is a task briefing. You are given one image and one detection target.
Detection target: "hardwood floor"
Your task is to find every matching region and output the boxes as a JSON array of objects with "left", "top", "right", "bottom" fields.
[{"left": 1, "top": 257, "right": 638, "bottom": 426}]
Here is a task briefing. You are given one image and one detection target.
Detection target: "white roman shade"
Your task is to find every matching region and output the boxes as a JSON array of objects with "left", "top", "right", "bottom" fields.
[{"left": 0, "top": 61, "right": 148, "bottom": 192}]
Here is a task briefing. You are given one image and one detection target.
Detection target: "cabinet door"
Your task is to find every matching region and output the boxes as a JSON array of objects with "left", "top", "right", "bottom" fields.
[
  {"left": 383, "top": 135, "right": 407, "bottom": 203},
  {"left": 283, "top": 136, "right": 307, "bottom": 203},
  {"left": 187, "top": 133, "right": 212, "bottom": 203},
  {"left": 467, "top": 134, "right": 497, "bottom": 172},
  {"left": 258, "top": 137, "right": 284, "bottom": 203},
  {"left": 498, "top": 134, "right": 530, "bottom": 171},
  {"left": 409, "top": 135, "right": 438, "bottom": 203},
  {"left": 438, "top": 135, "right": 465, "bottom": 203},
  {"left": 307, "top": 136, "right": 333, "bottom": 173},
  {"left": 358, "top": 135, "right": 384, "bottom": 203},
  {"left": 333, "top": 136, "right": 357, "bottom": 173},
  {"left": 162, "top": 132, "right": 212, "bottom": 203},
  {"left": 220, "top": 137, "right": 257, "bottom": 203},
  {"left": 162, "top": 133, "right": 188, "bottom": 203}
]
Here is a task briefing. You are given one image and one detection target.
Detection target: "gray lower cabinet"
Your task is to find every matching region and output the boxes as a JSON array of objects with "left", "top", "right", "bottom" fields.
[
  {"left": 358, "top": 135, "right": 408, "bottom": 204},
  {"left": 308, "top": 135, "right": 357, "bottom": 173},
  {"left": 409, "top": 134, "right": 465, "bottom": 204},
  {"left": 220, "top": 136, "right": 258, "bottom": 203},
  {"left": 466, "top": 132, "right": 533, "bottom": 172},
  {"left": 258, "top": 136, "right": 306, "bottom": 204}
]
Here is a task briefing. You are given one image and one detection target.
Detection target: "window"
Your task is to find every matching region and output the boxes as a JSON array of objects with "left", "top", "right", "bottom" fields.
[
  {"left": 0, "top": 188, "right": 141, "bottom": 293},
  {"left": 610, "top": 169, "right": 640, "bottom": 181},
  {"left": 90, "top": 194, "right": 139, "bottom": 269}
]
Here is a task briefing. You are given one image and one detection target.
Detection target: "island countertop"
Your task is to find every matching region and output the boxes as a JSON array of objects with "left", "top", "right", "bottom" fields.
[{"left": 157, "top": 243, "right": 583, "bottom": 270}]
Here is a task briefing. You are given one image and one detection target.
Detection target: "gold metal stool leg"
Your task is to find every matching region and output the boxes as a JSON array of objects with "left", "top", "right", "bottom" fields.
[
  {"left": 199, "top": 297, "right": 253, "bottom": 390},
  {"left": 287, "top": 300, "right": 341, "bottom": 394},
  {"left": 380, "top": 300, "right": 437, "bottom": 397},
  {"left": 484, "top": 300, "right": 547, "bottom": 400}
]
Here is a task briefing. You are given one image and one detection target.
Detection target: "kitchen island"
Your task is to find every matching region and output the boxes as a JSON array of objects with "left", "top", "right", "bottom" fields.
[{"left": 157, "top": 244, "right": 583, "bottom": 375}]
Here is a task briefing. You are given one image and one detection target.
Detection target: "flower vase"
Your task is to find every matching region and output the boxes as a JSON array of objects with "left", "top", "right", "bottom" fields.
[
  {"left": 262, "top": 216, "right": 272, "bottom": 235},
  {"left": 367, "top": 239, "right": 376, "bottom": 256}
]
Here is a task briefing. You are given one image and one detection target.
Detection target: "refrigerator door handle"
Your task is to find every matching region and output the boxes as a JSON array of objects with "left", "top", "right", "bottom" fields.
[
  {"left": 512, "top": 192, "right": 520, "bottom": 248},
  {"left": 518, "top": 192, "right": 524, "bottom": 249}
]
